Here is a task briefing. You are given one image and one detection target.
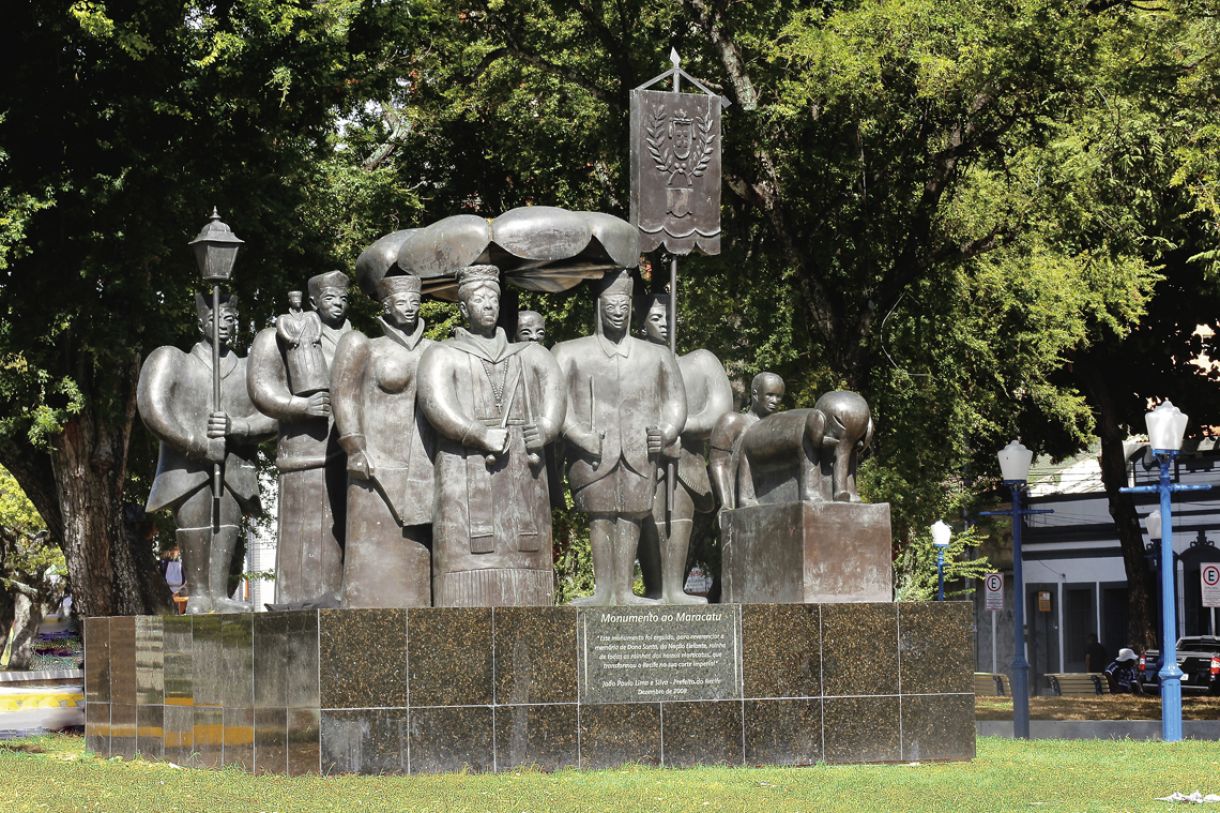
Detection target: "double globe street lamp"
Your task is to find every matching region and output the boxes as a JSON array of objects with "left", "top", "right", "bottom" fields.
[
  {"left": 980, "top": 440, "right": 1053, "bottom": 739},
  {"left": 1120, "top": 400, "right": 1210, "bottom": 742}
]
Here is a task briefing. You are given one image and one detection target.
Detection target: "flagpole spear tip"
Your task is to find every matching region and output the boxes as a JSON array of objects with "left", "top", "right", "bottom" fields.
[{"left": 669, "top": 48, "right": 680, "bottom": 68}]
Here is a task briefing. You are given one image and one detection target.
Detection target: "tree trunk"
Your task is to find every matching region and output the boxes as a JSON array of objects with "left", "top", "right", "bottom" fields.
[
  {"left": 1079, "top": 362, "right": 1157, "bottom": 650},
  {"left": 7, "top": 592, "right": 45, "bottom": 671},
  {"left": 0, "top": 587, "right": 13, "bottom": 661},
  {"left": 3, "top": 356, "right": 174, "bottom": 620}
]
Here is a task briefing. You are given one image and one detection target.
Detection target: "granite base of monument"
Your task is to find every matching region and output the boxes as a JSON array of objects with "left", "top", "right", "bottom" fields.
[
  {"left": 83, "top": 602, "right": 973, "bottom": 774},
  {"left": 722, "top": 501, "right": 893, "bottom": 604}
]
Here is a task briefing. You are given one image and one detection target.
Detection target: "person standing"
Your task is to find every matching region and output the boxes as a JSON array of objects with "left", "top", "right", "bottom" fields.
[
  {"left": 552, "top": 270, "right": 687, "bottom": 606},
  {"left": 416, "top": 266, "right": 566, "bottom": 607},
  {"left": 160, "top": 545, "right": 186, "bottom": 596},
  {"left": 248, "top": 270, "right": 353, "bottom": 608},
  {"left": 1085, "top": 633, "right": 1108, "bottom": 673}
]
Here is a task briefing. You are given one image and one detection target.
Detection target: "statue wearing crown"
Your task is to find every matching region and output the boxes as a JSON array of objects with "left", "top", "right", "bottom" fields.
[
  {"left": 331, "top": 274, "right": 436, "bottom": 608},
  {"left": 415, "top": 265, "right": 567, "bottom": 606},
  {"left": 248, "top": 270, "right": 353, "bottom": 608},
  {"left": 137, "top": 292, "right": 277, "bottom": 613}
]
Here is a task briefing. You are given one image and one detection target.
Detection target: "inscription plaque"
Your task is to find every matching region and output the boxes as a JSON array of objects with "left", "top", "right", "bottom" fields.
[{"left": 578, "top": 607, "right": 741, "bottom": 704}]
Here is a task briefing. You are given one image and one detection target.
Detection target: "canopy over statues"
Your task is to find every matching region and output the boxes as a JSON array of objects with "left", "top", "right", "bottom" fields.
[{"left": 137, "top": 293, "right": 276, "bottom": 614}]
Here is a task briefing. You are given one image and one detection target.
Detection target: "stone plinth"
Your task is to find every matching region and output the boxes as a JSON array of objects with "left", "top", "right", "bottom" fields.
[
  {"left": 83, "top": 602, "right": 972, "bottom": 774},
  {"left": 722, "top": 501, "right": 893, "bottom": 604}
]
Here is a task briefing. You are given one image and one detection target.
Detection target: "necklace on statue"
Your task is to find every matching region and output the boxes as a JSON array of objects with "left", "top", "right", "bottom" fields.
[{"left": 481, "top": 358, "right": 507, "bottom": 408}]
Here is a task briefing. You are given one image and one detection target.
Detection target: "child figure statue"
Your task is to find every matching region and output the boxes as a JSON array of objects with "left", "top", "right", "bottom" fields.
[{"left": 276, "top": 290, "right": 329, "bottom": 396}]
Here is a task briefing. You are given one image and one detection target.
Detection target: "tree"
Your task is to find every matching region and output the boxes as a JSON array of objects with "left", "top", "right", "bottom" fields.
[
  {"left": 0, "top": 466, "right": 66, "bottom": 669},
  {"left": 0, "top": 0, "right": 424, "bottom": 617}
]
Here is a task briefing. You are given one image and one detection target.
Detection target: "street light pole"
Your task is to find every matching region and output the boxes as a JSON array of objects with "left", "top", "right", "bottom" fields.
[
  {"left": 937, "top": 547, "right": 946, "bottom": 601},
  {"left": 1120, "top": 401, "right": 1209, "bottom": 742},
  {"left": 931, "top": 520, "right": 952, "bottom": 602},
  {"left": 980, "top": 440, "right": 1053, "bottom": 740}
]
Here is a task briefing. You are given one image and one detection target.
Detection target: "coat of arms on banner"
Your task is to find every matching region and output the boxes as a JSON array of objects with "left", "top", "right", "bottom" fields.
[{"left": 630, "top": 88, "right": 722, "bottom": 256}]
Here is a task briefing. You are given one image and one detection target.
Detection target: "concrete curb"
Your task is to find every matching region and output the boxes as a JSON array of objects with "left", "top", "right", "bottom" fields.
[{"left": 978, "top": 720, "right": 1220, "bottom": 740}]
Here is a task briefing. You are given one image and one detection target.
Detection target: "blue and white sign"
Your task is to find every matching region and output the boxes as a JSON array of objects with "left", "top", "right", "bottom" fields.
[
  {"left": 1202, "top": 563, "right": 1220, "bottom": 609},
  {"left": 984, "top": 573, "right": 1005, "bottom": 612}
]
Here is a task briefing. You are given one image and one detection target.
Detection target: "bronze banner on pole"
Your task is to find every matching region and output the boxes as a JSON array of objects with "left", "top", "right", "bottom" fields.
[{"left": 629, "top": 86, "right": 723, "bottom": 257}]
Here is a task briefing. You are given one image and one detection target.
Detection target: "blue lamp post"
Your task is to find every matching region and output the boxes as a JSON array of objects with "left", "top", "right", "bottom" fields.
[
  {"left": 1120, "top": 400, "right": 1210, "bottom": 743},
  {"left": 931, "top": 520, "right": 952, "bottom": 601},
  {"left": 980, "top": 440, "right": 1053, "bottom": 740}
]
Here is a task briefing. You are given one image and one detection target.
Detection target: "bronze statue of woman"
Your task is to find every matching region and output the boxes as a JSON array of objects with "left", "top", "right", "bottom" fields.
[{"left": 331, "top": 273, "right": 435, "bottom": 608}]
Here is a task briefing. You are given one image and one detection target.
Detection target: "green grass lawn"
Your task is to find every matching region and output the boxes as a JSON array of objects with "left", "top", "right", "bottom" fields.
[{"left": 1, "top": 734, "right": 1217, "bottom": 813}]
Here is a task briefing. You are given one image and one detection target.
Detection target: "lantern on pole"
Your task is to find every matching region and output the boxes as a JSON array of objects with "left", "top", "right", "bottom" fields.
[{"left": 188, "top": 208, "right": 244, "bottom": 528}]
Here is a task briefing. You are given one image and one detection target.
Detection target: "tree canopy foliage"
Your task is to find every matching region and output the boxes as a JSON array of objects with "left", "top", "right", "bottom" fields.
[{"left": 1, "top": 1, "right": 1218, "bottom": 633}]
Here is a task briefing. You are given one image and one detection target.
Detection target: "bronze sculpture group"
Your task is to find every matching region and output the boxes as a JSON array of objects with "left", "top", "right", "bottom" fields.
[{"left": 138, "top": 220, "right": 880, "bottom": 614}]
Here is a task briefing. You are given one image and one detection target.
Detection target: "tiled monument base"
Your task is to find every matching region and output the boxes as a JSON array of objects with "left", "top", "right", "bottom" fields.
[{"left": 83, "top": 602, "right": 974, "bottom": 774}]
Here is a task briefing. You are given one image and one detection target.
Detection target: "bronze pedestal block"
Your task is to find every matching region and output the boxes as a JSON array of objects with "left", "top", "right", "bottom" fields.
[{"left": 722, "top": 501, "right": 894, "bottom": 604}]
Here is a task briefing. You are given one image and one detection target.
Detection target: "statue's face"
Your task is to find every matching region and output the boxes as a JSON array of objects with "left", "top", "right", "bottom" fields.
[
  {"left": 516, "top": 314, "right": 545, "bottom": 343},
  {"left": 599, "top": 294, "right": 631, "bottom": 334},
  {"left": 287, "top": 291, "right": 303, "bottom": 310},
  {"left": 459, "top": 284, "right": 500, "bottom": 332},
  {"left": 311, "top": 288, "right": 349, "bottom": 325},
  {"left": 199, "top": 305, "right": 238, "bottom": 350},
  {"left": 752, "top": 376, "right": 785, "bottom": 416},
  {"left": 644, "top": 302, "right": 668, "bottom": 344},
  {"left": 384, "top": 291, "right": 421, "bottom": 328}
]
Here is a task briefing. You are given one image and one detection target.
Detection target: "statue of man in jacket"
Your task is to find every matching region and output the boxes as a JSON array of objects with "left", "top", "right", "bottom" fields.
[
  {"left": 552, "top": 270, "right": 687, "bottom": 605},
  {"left": 137, "top": 293, "right": 277, "bottom": 614}
]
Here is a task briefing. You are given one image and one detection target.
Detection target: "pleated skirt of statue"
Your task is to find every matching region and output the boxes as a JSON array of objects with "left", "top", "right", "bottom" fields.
[
  {"left": 431, "top": 430, "right": 554, "bottom": 607},
  {"left": 275, "top": 463, "right": 346, "bottom": 605}
]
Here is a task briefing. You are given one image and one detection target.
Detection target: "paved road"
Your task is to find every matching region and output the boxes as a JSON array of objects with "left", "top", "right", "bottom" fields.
[{"left": 0, "top": 685, "right": 84, "bottom": 737}]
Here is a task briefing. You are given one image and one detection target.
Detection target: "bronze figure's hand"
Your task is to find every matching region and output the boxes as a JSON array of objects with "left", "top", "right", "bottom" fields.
[
  {"left": 347, "top": 449, "right": 374, "bottom": 481},
  {"left": 522, "top": 422, "right": 545, "bottom": 454},
  {"left": 207, "top": 411, "right": 231, "bottom": 439},
  {"left": 646, "top": 425, "right": 664, "bottom": 456},
  {"left": 483, "top": 427, "right": 510, "bottom": 456},
  {"left": 304, "top": 391, "right": 331, "bottom": 418}
]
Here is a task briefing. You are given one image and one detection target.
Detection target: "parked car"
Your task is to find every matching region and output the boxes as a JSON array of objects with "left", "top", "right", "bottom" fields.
[{"left": 1138, "top": 636, "right": 1220, "bottom": 695}]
